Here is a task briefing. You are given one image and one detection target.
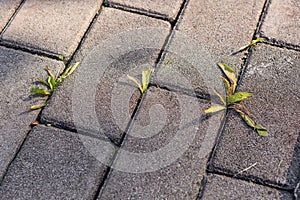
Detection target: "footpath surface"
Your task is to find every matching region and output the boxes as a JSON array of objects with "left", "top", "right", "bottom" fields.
[{"left": 0, "top": 0, "right": 299, "bottom": 199}]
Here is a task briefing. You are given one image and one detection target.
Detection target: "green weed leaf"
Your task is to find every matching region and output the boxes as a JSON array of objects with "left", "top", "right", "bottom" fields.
[
  {"left": 233, "top": 38, "right": 265, "bottom": 54},
  {"left": 62, "top": 62, "right": 80, "bottom": 79},
  {"left": 45, "top": 66, "right": 55, "bottom": 80},
  {"left": 257, "top": 128, "right": 268, "bottom": 137},
  {"left": 36, "top": 78, "right": 49, "bottom": 87},
  {"left": 236, "top": 109, "right": 256, "bottom": 128},
  {"left": 217, "top": 63, "right": 237, "bottom": 92},
  {"left": 141, "top": 69, "right": 154, "bottom": 93},
  {"left": 227, "top": 92, "right": 252, "bottom": 105},
  {"left": 213, "top": 88, "right": 226, "bottom": 106},
  {"left": 127, "top": 75, "right": 143, "bottom": 93},
  {"left": 30, "top": 86, "right": 51, "bottom": 96},
  {"left": 47, "top": 76, "right": 56, "bottom": 91},
  {"left": 221, "top": 76, "right": 231, "bottom": 95},
  {"left": 30, "top": 103, "right": 47, "bottom": 110},
  {"left": 205, "top": 105, "right": 226, "bottom": 114},
  {"left": 235, "top": 109, "right": 268, "bottom": 136}
]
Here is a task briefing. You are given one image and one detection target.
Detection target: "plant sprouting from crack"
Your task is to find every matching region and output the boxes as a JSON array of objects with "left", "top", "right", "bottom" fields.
[
  {"left": 29, "top": 62, "right": 80, "bottom": 110},
  {"left": 205, "top": 62, "right": 268, "bottom": 136},
  {"left": 127, "top": 68, "right": 154, "bottom": 95},
  {"left": 232, "top": 37, "right": 264, "bottom": 55}
]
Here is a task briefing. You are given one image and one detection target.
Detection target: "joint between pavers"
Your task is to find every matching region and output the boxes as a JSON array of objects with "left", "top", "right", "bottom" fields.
[
  {"left": 207, "top": 166, "right": 295, "bottom": 192},
  {"left": 172, "top": 0, "right": 190, "bottom": 30},
  {"left": 252, "top": 0, "right": 272, "bottom": 38},
  {"left": 0, "top": 40, "right": 63, "bottom": 61},
  {"left": 0, "top": 0, "right": 26, "bottom": 38},
  {"left": 259, "top": 36, "right": 300, "bottom": 52},
  {"left": 103, "top": 1, "right": 173, "bottom": 23},
  {"left": 195, "top": 176, "right": 208, "bottom": 200},
  {"left": 0, "top": 129, "right": 30, "bottom": 186},
  {"left": 64, "top": 6, "right": 104, "bottom": 67}
]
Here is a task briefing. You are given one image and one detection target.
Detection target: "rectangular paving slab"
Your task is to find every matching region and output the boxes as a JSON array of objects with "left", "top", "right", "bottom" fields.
[
  {"left": 1, "top": 0, "right": 103, "bottom": 58},
  {"left": 261, "top": 0, "right": 300, "bottom": 46},
  {"left": 98, "top": 87, "right": 224, "bottom": 199},
  {"left": 0, "top": 125, "right": 112, "bottom": 199},
  {"left": 210, "top": 45, "right": 300, "bottom": 189},
  {"left": 105, "top": 0, "right": 183, "bottom": 21},
  {"left": 201, "top": 174, "right": 293, "bottom": 199},
  {"left": 0, "top": 0, "right": 22, "bottom": 33},
  {"left": 41, "top": 8, "right": 170, "bottom": 144},
  {"left": 0, "top": 46, "right": 63, "bottom": 181},
  {"left": 154, "top": 0, "right": 266, "bottom": 96}
]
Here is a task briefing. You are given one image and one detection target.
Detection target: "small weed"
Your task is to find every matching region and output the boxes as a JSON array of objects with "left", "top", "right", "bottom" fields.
[
  {"left": 127, "top": 68, "right": 154, "bottom": 95},
  {"left": 29, "top": 62, "right": 80, "bottom": 110},
  {"left": 232, "top": 37, "right": 264, "bottom": 55},
  {"left": 205, "top": 62, "right": 268, "bottom": 136},
  {"left": 58, "top": 55, "right": 64, "bottom": 60}
]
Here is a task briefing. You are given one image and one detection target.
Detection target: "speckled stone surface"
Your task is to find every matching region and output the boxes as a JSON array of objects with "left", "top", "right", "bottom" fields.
[
  {"left": 2, "top": 0, "right": 103, "bottom": 58},
  {"left": 176, "top": 0, "right": 265, "bottom": 69},
  {"left": 98, "top": 87, "right": 224, "bottom": 199},
  {"left": 0, "top": 125, "right": 111, "bottom": 199},
  {"left": 41, "top": 8, "right": 170, "bottom": 144},
  {"left": 261, "top": 0, "right": 300, "bottom": 46},
  {"left": 105, "top": 0, "right": 184, "bottom": 20},
  {"left": 210, "top": 45, "right": 300, "bottom": 188},
  {"left": 0, "top": 46, "right": 63, "bottom": 181},
  {"left": 153, "top": 0, "right": 266, "bottom": 97},
  {"left": 0, "top": 0, "right": 22, "bottom": 33},
  {"left": 202, "top": 174, "right": 293, "bottom": 200}
]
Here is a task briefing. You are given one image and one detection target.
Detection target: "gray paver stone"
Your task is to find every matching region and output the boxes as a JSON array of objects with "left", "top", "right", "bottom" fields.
[
  {"left": 105, "top": 0, "right": 184, "bottom": 20},
  {"left": 154, "top": 0, "right": 266, "bottom": 96},
  {"left": 211, "top": 45, "right": 300, "bottom": 188},
  {"left": 98, "top": 87, "right": 224, "bottom": 199},
  {"left": 41, "top": 8, "right": 170, "bottom": 144},
  {"left": 176, "top": 0, "right": 265, "bottom": 70},
  {"left": 261, "top": 0, "right": 300, "bottom": 46},
  {"left": 0, "top": 46, "right": 63, "bottom": 181},
  {"left": 0, "top": 125, "right": 111, "bottom": 199},
  {"left": 202, "top": 174, "right": 293, "bottom": 200},
  {"left": 0, "top": 0, "right": 22, "bottom": 33},
  {"left": 2, "top": 0, "right": 103, "bottom": 58}
]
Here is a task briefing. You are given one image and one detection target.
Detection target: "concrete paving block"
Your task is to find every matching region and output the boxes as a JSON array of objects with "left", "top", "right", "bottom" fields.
[
  {"left": 2, "top": 0, "right": 103, "bottom": 58},
  {"left": 0, "top": 0, "right": 22, "bottom": 33},
  {"left": 202, "top": 174, "right": 293, "bottom": 200},
  {"left": 154, "top": 0, "right": 266, "bottom": 96},
  {"left": 0, "top": 46, "right": 63, "bottom": 181},
  {"left": 41, "top": 8, "right": 170, "bottom": 144},
  {"left": 106, "top": 0, "right": 184, "bottom": 20},
  {"left": 98, "top": 87, "right": 224, "bottom": 199},
  {"left": 176, "top": 0, "right": 265, "bottom": 69},
  {"left": 0, "top": 125, "right": 112, "bottom": 199},
  {"left": 261, "top": 0, "right": 300, "bottom": 46},
  {"left": 210, "top": 45, "right": 300, "bottom": 188}
]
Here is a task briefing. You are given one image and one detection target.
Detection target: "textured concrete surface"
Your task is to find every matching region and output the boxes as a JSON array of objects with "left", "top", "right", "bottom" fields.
[
  {"left": 1, "top": 0, "right": 103, "bottom": 58},
  {"left": 153, "top": 0, "right": 266, "bottom": 96},
  {"left": 41, "top": 8, "right": 170, "bottom": 144},
  {"left": 210, "top": 45, "right": 300, "bottom": 188},
  {"left": 105, "top": 0, "right": 184, "bottom": 20},
  {"left": 0, "top": 0, "right": 299, "bottom": 199},
  {"left": 98, "top": 87, "right": 224, "bottom": 199},
  {"left": 0, "top": 125, "right": 110, "bottom": 199},
  {"left": 261, "top": 0, "right": 300, "bottom": 46},
  {"left": 202, "top": 174, "right": 293, "bottom": 200},
  {"left": 0, "top": 0, "right": 22, "bottom": 33},
  {"left": 176, "top": 0, "right": 265, "bottom": 69},
  {"left": 0, "top": 46, "right": 63, "bottom": 181}
]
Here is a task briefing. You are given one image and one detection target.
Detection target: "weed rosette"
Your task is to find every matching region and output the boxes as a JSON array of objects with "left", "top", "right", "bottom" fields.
[{"left": 71, "top": 27, "right": 223, "bottom": 173}]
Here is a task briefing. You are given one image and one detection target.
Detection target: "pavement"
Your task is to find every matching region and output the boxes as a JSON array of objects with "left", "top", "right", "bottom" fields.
[{"left": 0, "top": 0, "right": 299, "bottom": 199}]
